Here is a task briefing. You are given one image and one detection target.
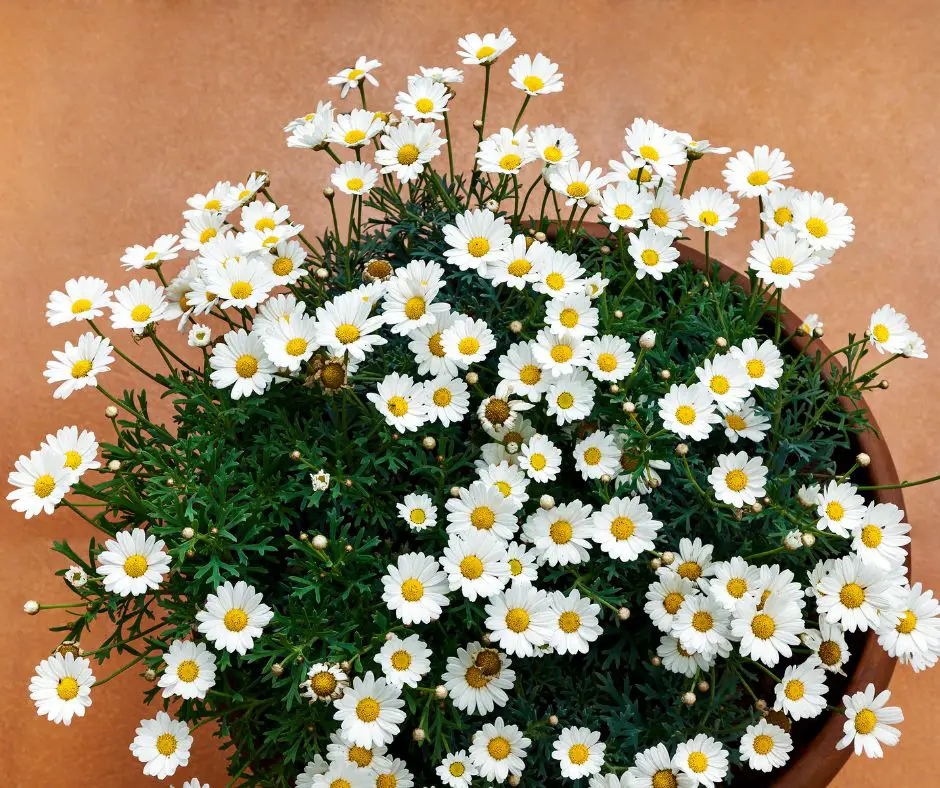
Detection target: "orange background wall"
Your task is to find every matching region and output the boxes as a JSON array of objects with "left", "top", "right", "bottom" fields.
[{"left": 2, "top": 1, "right": 938, "bottom": 784}]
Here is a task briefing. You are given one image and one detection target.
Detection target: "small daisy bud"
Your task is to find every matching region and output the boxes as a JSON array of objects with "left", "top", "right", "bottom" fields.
[
  {"left": 856, "top": 452, "right": 871, "bottom": 467},
  {"left": 344, "top": 544, "right": 353, "bottom": 553},
  {"left": 879, "top": 379, "right": 890, "bottom": 389},
  {"left": 316, "top": 267, "right": 329, "bottom": 280},
  {"left": 682, "top": 692, "right": 697, "bottom": 706},
  {"left": 434, "top": 685, "right": 448, "bottom": 699},
  {"left": 609, "top": 384, "right": 620, "bottom": 394},
  {"left": 600, "top": 245, "right": 611, "bottom": 255},
  {"left": 801, "top": 531, "right": 817, "bottom": 548},
  {"left": 181, "top": 526, "right": 195, "bottom": 540},
  {"left": 650, "top": 557, "right": 662, "bottom": 570},
  {"left": 716, "top": 336, "right": 728, "bottom": 348},
  {"left": 509, "top": 320, "right": 523, "bottom": 333},
  {"left": 167, "top": 478, "right": 176, "bottom": 488},
  {"left": 784, "top": 530, "right": 802, "bottom": 551},
  {"left": 614, "top": 309, "right": 624, "bottom": 319},
  {"left": 144, "top": 668, "right": 157, "bottom": 681},
  {"left": 422, "top": 436, "right": 437, "bottom": 450},
  {"left": 751, "top": 502, "right": 763, "bottom": 514},
  {"left": 540, "top": 494, "right": 555, "bottom": 510},
  {"left": 622, "top": 401, "right": 635, "bottom": 413},
  {"left": 385, "top": 632, "right": 395, "bottom": 641},
  {"left": 505, "top": 441, "right": 520, "bottom": 455},
  {"left": 344, "top": 479, "right": 353, "bottom": 488},
  {"left": 105, "top": 405, "right": 119, "bottom": 418},
  {"left": 271, "top": 663, "right": 285, "bottom": 677},
  {"left": 508, "top": 776, "right": 521, "bottom": 787},
  {"left": 108, "top": 460, "right": 121, "bottom": 472},
  {"left": 639, "top": 330, "right": 656, "bottom": 349},
  {"left": 186, "top": 549, "right": 195, "bottom": 558},
  {"left": 299, "top": 532, "right": 309, "bottom": 541},
  {"left": 290, "top": 450, "right": 301, "bottom": 461},
  {"left": 617, "top": 607, "right": 630, "bottom": 621},
  {"left": 734, "top": 508, "right": 744, "bottom": 520},
  {"left": 473, "top": 119, "right": 484, "bottom": 130},
  {"left": 755, "top": 699, "right": 768, "bottom": 711},
  {"left": 697, "top": 681, "right": 710, "bottom": 693},
  {"left": 24, "top": 600, "right": 40, "bottom": 615},
  {"left": 322, "top": 187, "right": 335, "bottom": 199},
  {"left": 650, "top": 656, "right": 662, "bottom": 667},
  {"left": 450, "top": 486, "right": 461, "bottom": 498},
  {"left": 815, "top": 327, "right": 825, "bottom": 338},
  {"left": 465, "top": 371, "right": 479, "bottom": 385},
  {"left": 312, "top": 534, "right": 328, "bottom": 550},
  {"left": 210, "top": 527, "right": 219, "bottom": 535},
  {"left": 340, "top": 661, "right": 352, "bottom": 671},
  {"left": 763, "top": 496, "right": 772, "bottom": 504},
  {"left": 548, "top": 714, "right": 559, "bottom": 726},
  {"left": 702, "top": 279, "right": 711, "bottom": 289},
  {"left": 534, "top": 231, "right": 547, "bottom": 242},
  {"left": 660, "top": 551, "right": 675, "bottom": 566},
  {"left": 485, "top": 199, "right": 499, "bottom": 212},
  {"left": 675, "top": 443, "right": 689, "bottom": 457},
  {"left": 659, "top": 369, "right": 671, "bottom": 380},
  {"left": 600, "top": 474, "right": 611, "bottom": 484}
]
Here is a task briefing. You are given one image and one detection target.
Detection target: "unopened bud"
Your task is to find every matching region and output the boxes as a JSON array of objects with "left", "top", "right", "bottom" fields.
[
  {"left": 509, "top": 320, "right": 523, "bottom": 333},
  {"left": 639, "top": 330, "right": 656, "bottom": 349},
  {"left": 659, "top": 369, "right": 671, "bottom": 380},
  {"left": 24, "top": 600, "right": 40, "bottom": 615},
  {"left": 682, "top": 692, "right": 697, "bottom": 706},
  {"left": 434, "top": 685, "right": 448, "bottom": 699},
  {"left": 716, "top": 336, "right": 728, "bottom": 348},
  {"left": 105, "top": 406, "right": 119, "bottom": 418},
  {"left": 422, "top": 436, "right": 437, "bottom": 450},
  {"left": 697, "top": 680, "right": 710, "bottom": 693},
  {"left": 650, "top": 557, "right": 662, "bottom": 570},
  {"left": 622, "top": 401, "right": 636, "bottom": 413},
  {"left": 675, "top": 443, "right": 689, "bottom": 457},
  {"left": 540, "top": 494, "right": 555, "bottom": 510},
  {"left": 485, "top": 200, "right": 499, "bottom": 212},
  {"left": 465, "top": 371, "right": 479, "bottom": 385},
  {"left": 108, "top": 460, "right": 121, "bottom": 472},
  {"left": 617, "top": 607, "right": 630, "bottom": 621},
  {"left": 450, "top": 486, "right": 461, "bottom": 498},
  {"left": 322, "top": 187, "right": 335, "bottom": 199},
  {"left": 313, "top": 534, "right": 328, "bottom": 550},
  {"left": 856, "top": 452, "right": 871, "bottom": 467},
  {"left": 182, "top": 527, "right": 195, "bottom": 540},
  {"left": 801, "top": 532, "right": 816, "bottom": 548},
  {"left": 290, "top": 450, "right": 301, "bottom": 461},
  {"left": 271, "top": 663, "right": 285, "bottom": 676},
  {"left": 548, "top": 714, "right": 559, "bottom": 726},
  {"left": 144, "top": 669, "right": 157, "bottom": 682},
  {"left": 614, "top": 309, "right": 624, "bottom": 319},
  {"left": 660, "top": 551, "right": 675, "bottom": 566}
]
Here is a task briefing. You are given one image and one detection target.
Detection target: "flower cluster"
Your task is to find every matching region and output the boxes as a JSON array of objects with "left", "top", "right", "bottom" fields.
[{"left": 11, "top": 27, "right": 939, "bottom": 788}]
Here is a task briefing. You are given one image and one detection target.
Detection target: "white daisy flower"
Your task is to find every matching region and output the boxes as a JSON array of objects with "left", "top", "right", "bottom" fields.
[
  {"left": 791, "top": 190, "right": 855, "bottom": 251},
  {"left": 185, "top": 180, "right": 231, "bottom": 214},
  {"left": 799, "top": 313, "right": 824, "bottom": 337},
  {"left": 240, "top": 200, "right": 291, "bottom": 233},
  {"left": 740, "top": 719, "right": 793, "bottom": 773},
  {"left": 225, "top": 173, "right": 269, "bottom": 210},
  {"left": 130, "top": 711, "right": 192, "bottom": 780},
  {"left": 548, "top": 589, "right": 602, "bottom": 655},
  {"left": 328, "top": 56, "right": 381, "bottom": 98},
  {"left": 441, "top": 532, "right": 510, "bottom": 601},
  {"left": 302, "top": 663, "right": 349, "bottom": 704},
  {"left": 816, "top": 480, "right": 866, "bottom": 537},
  {"left": 546, "top": 293, "right": 598, "bottom": 340},
  {"left": 708, "top": 451, "right": 768, "bottom": 507},
  {"left": 406, "top": 309, "right": 455, "bottom": 376},
  {"left": 529, "top": 124, "right": 579, "bottom": 166},
  {"left": 497, "top": 341, "right": 547, "bottom": 401},
  {"left": 852, "top": 502, "right": 910, "bottom": 570},
  {"left": 315, "top": 291, "right": 388, "bottom": 361},
  {"left": 369, "top": 372, "right": 431, "bottom": 432},
  {"left": 489, "top": 235, "right": 547, "bottom": 290},
  {"left": 759, "top": 187, "right": 803, "bottom": 232},
  {"left": 817, "top": 554, "right": 905, "bottom": 632},
  {"left": 584, "top": 335, "right": 636, "bottom": 382},
  {"left": 7, "top": 447, "right": 74, "bottom": 518},
  {"left": 657, "top": 635, "right": 714, "bottom": 679},
  {"left": 294, "top": 756, "right": 328, "bottom": 788},
  {"left": 773, "top": 657, "right": 828, "bottom": 720},
  {"left": 671, "top": 537, "right": 717, "bottom": 582},
  {"left": 311, "top": 761, "right": 371, "bottom": 788},
  {"left": 695, "top": 354, "right": 751, "bottom": 410},
  {"left": 443, "top": 209, "right": 512, "bottom": 274},
  {"left": 901, "top": 332, "right": 929, "bottom": 359},
  {"left": 518, "top": 433, "right": 562, "bottom": 482},
  {"left": 397, "top": 493, "right": 437, "bottom": 532},
  {"left": 97, "top": 527, "right": 170, "bottom": 597},
  {"left": 626, "top": 743, "right": 695, "bottom": 788},
  {"left": 837, "top": 683, "right": 903, "bottom": 758},
  {"left": 722, "top": 398, "right": 770, "bottom": 443},
  {"left": 673, "top": 594, "right": 732, "bottom": 659},
  {"left": 29, "top": 651, "right": 94, "bottom": 725},
  {"left": 705, "top": 557, "right": 762, "bottom": 611},
  {"left": 326, "top": 731, "right": 388, "bottom": 772},
  {"left": 437, "top": 750, "right": 477, "bottom": 787},
  {"left": 285, "top": 101, "right": 333, "bottom": 150},
  {"left": 645, "top": 572, "right": 700, "bottom": 633},
  {"left": 446, "top": 480, "right": 519, "bottom": 542},
  {"left": 877, "top": 582, "right": 940, "bottom": 672},
  {"left": 722, "top": 146, "right": 793, "bottom": 198},
  {"left": 599, "top": 180, "right": 652, "bottom": 231},
  {"left": 730, "top": 338, "right": 784, "bottom": 390},
  {"left": 733, "top": 595, "right": 804, "bottom": 667},
  {"left": 238, "top": 222, "right": 304, "bottom": 255},
  {"left": 46, "top": 276, "right": 112, "bottom": 326},
  {"left": 672, "top": 734, "right": 728, "bottom": 788},
  {"left": 505, "top": 541, "right": 539, "bottom": 587},
  {"left": 573, "top": 430, "right": 620, "bottom": 481},
  {"left": 158, "top": 640, "right": 217, "bottom": 700},
  {"left": 329, "top": 108, "right": 385, "bottom": 148},
  {"left": 533, "top": 328, "right": 589, "bottom": 377},
  {"left": 395, "top": 76, "right": 450, "bottom": 121},
  {"left": 374, "top": 119, "right": 447, "bottom": 183},
  {"left": 605, "top": 150, "right": 670, "bottom": 191},
  {"left": 371, "top": 757, "right": 414, "bottom": 788},
  {"left": 553, "top": 727, "right": 605, "bottom": 780},
  {"left": 181, "top": 211, "right": 230, "bottom": 251},
  {"left": 419, "top": 65, "right": 464, "bottom": 84},
  {"left": 442, "top": 316, "right": 497, "bottom": 367},
  {"left": 509, "top": 52, "right": 563, "bottom": 95},
  {"left": 333, "top": 671, "right": 407, "bottom": 749},
  {"left": 470, "top": 716, "right": 531, "bottom": 784},
  {"left": 625, "top": 118, "right": 687, "bottom": 180},
  {"left": 376, "top": 633, "right": 431, "bottom": 689},
  {"left": 195, "top": 580, "right": 274, "bottom": 655},
  {"left": 548, "top": 159, "right": 604, "bottom": 208},
  {"left": 120, "top": 233, "right": 181, "bottom": 270},
  {"left": 478, "top": 461, "right": 530, "bottom": 511},
  {"left": 546, "top": 370, "right": 596, "bottom": 426},
  {"left": 64, "top": 565, "right": 88, "bottom": 587},
  {"left": 532, "top": 248, "right": 585, "bottom": 298},
  {"left": 659, "top": 383, "right": 721, "bottom": 441},
  {"left": 647, "top": 189, "right": 688, "bottom": 237},
  {"left": 523, "top": 500, "right": 593, "bottom": 567},
  {"left": 381, "top": 552, "right": 449, "bottom": 625},
  {"left": 628, "top": 228, "right": 680, "bottom": 280},
  {"left": 747, "top": 230, "right": 819, "bottom": 289},
  {"left": 868, "top": 304, "right": 914, "bottom": 355},
  {"left": 484, "top": 585, "right": 553, "bottom": 657},
  {"left": 310, "top": 469, "right": 331, "bottom": 492},
  {"left": 382, "top": 258, "right": 449, "bottom": 336},
  {"left": 110, "top": 279, "right": 168, "bottom": 334},
  {"left": 590, "top": 495, "right": 662, "bottom": 562},
  {"left": 675, "top": 132, "right": 731, "bottom": 159},
  {"left": 457, "top": 29, "right": 516, "bottom": 65},
  {"left": 331, "top": 161, "right": 379, "bottom": 196},
  {"left": 583, "top": 273, "right": 609, "bottom": 299},
  {"left": 209, "top": 329, "right": 276, "bottom": 399},
  {"left": 261, "top": 311, "right": 318, "bottom": 372},
  {"left": 683, "top": 187, "right": 739, "bottom": 235},
  {"left": 802, "top": 618, "right": 851, "bottom": 675},
  {"left": 443, "top": 641, "right": 516, "bottom": 716}
]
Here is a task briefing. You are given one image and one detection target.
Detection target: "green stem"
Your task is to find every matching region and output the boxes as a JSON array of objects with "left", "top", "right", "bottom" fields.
[
  {"left": 86, "top": 320, "right": 163, "bottom": 386},
  {"left": 857, "top": 473, "right": 940, "bottom": 491},
  {"left": 92, "top": 651, "right": 150, "bottom": 687},
  {"left": 442, "top": 111, "right": 456, "bottom": 186},
  {"left": 511, "top": 94, "right": 531, "bottom": 132},
  {"left": 678, "top": 160, "right": 694, "bottom": 196}
]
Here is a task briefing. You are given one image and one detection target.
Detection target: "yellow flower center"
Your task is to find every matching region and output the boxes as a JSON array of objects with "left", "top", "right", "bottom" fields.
[
  {"left": 556, "top": 610, "right": 581, "bottom": 634},
  {"left": 310, "top": 671, "right": 337, "bottom": 697},
  {"left": 348, "top": 69, "right": 365, "bottom": 80},
  {"left": 387, "top": 396, "right": 409, "bottom": 417},
  {"left": 785, "top": 679, "right": 805, "bottom": 700},
  {"left": 699, "top": 210, "right": 719, "bottom": 226},
  {"left": 176, "top": 659, "right": 200, "bottom": 682},
  {"left": 458, "top": 555, "right": 485, "bottom": 580},
  {"left": 751, "top": 613, "right": 776, "bottom": 639},
  {"left": 433, "top": 387, "right": 452, "bottom": 407},
  {"left": 677, "top": 561, "right": 701, "bottom": 580},
  {"left": 649, "top": 207, "right": 669, "bottom": 227},
  {"left": 33, "top": 474, "right": 56, "bottom": 498},
  {"left": 687, "top": 752, "right": 708, "bottom": 773},
  {"left": 774, "top": 207, "right": 793, "bottom": 226},
  {"left": 747, "top": 170, "right": 770, "bottom": 186},
  {"left": 234, "top": 354, "right": 259, "bottom": 378},
  {"left": 550, "top": 519, "right": 573, "bottom": 544},
  {"left": 348, "top": 746, "right": 373, "bottom": 767},
  {"left": 449, "top": 762, "right": 466, "bottom": 777},
  {"left": 854, "top": 709, "right": 877, "bottom": 735},
  {"left": 872, "top": 324, "right": 890, "bottom": 344},
  {"left": 344, "top": 129, "right": 366, "bottom": 145},
  {"left": 356, "top": 697, "right": 381, "bottom": 722},
  {"left": 397, "top": 144, "right": 420, "bottom": 165},
  {"left": 818, "top": 641, "right": 842, "bottom": 666},
  {"left": 414, "top": 98, "right": 434, "bottom": 114},
  {"left": 860, "top": 525, "right": 883, "bottom": 548},
  {"left": 505, "top": 607, "right": 530, "bottom": 633},
  {"left": 609, "top": 516, "right": 635, "bottom": 540},
  {"left": 566, "top": 181, "right": 590, "bottom": 198},
  {"left": 725, "top": 414, "right": 747, "bottom": 431},
  {"left": 131, "top": 304, "right": 152, "bottom": 323},
  {"left": 583, "top": 447, "right": 602, "bottom": 466},
  {"left": 330, "top": 780, "right": 351, "bottom": 788},
  {"left": 71, "top": 359, "right": 94, "bottom": 379},
  {"left": 499, "top": 153, "right": 522, "bottom": 171},
  {"left": 63, "top": 450, "right": 83, "bottom": 470},
  {"left": 123, "top": 554, "right": 149, "bottom": 578},
  {"left": 543, "top": 145, "right": 562, "bottom": 162},
  {"left": 428, "top": 332, "right": 445, "bottom": 357},
  {"left": 826, "top": 501, "right": 845, "bottom": 521},
  {"left": 840, "top": 583, "right": 865, "bottom": 609},
  {"left": 675, "top": 405, "right": 697, "bottom": 426},
  {"left": 652, "top": 771, "right": 678, "bottom": 788},
  {"left": 556, "top": 392, "right": 574, "bottom": 409},
  {"left": 199, "top": 227, "right": 217, "bottom": 244},
  {"left": 465, "top": 666, "right": 489, "bottom": 688},
  {"left": 805, "top": 217, "right": 828, "bottom": 238},
  {"left": 896, "top": 610, "right": 917, "bottom": 635},
  {"left": 523, "top": 75, "right": 545, "bottom": 92},
  {"left": 402, "top": 296, "right": 427, "bottom": 321},
  {"left": 507, "top": 258, "right": 532, "bottom": 277},
  {"left": 401, "top": 577, "right": 425, "bottom": 602},
  {"left": 488, "top": 735, "right": 511, "bottom": 759},
  {"left": 692, "top": 611, "right": 714, "bottom": 632},
  {"left": 559, "top": 308, "right": 580, "bottom": 328},
  {"left": 377, "top": 775, "right": 397, "bottom": 788},
  {"left": 255, "top": 217, "right": 276, "bottom": 232},
  {"left": 529, "top": 453, "right": 547, "bottom": 471},
  {"left": 726, "top": 578, "right": 748, "bottom": 598},
  {"left": 641, "top": 249, "right": 660, "bottom": 266},
  {"left": 71, "top": 298, "right": 92, "bottom": 314},
  {"left": 725, "top": 469, "right": 748, "bottom": 492},
  {"left": 271, "top": 257, "right": 293, "bottom": 276},
  {"left": 551, "top": 344, "right": 573, "bottom": 363},
  {"left": 335, "top": 323, "right": 361, "bottom": 344},
  {"left": 639, "top": 145, "right": 659, "bottom": 161},
  {"left": 476, "top": 45, "right": 496, "bottom": 60},
  {"left": 346, "top": 177, "right": 365, "bottom": 192},
  {"left": 710, "top": 375, "right": 730, "bottom": 395},
  {"left": 224, "top": 608, "right": 248, "bottom": 632},
  {"left": 568, "top": 743, "right": 590, "bottom": 765},
  {"left": 471, "top": 506, "right": 496, "bottom": 530},
  {"left": 457, "top": 337, "right": 481, "bottom": 359},
  {"left": 518, "top": 364, "right": 541, "bottom": 385},
  {"left": 285, "top": 338, "right": 308, "bottom": 357},
  {"left": 509, "top": 558, "right": 523, "bottom": 575},
  {"left": 614, "top": 203, "right": 634, "bottom": 220},
  {"left": 390, "top": 649, "right": 412, "bottom": 671},
  {"left": 409, "top": 509, "right": 427, "bottom": 526},
  {"left": 467, "top": 237, "right": 491, "bottom": 257},
  {"left": 484, "top": 399, "right": 511, "bottom": 426},
  {"left": 770, "top": 257, "right": 794, "bottom": 276},
  {"left": 663, "top": 592, "right": 684, "bottom": 615},
  {"left": 753, "top": 734, "right": 774, "bottom": 755},
  {"left": 545, "top": 271, "right": 566, "bottom": 291},
  {"left": 743, "top": 360, "right": 765, "bottom": 380},
  {"left": 493, "top": 481, "right": 512, "bottom": 499},
  {"left": 156, "top": 733, "right": 178, "bottom": 757},
  {"left": 56, "top": 677, "right": 79, "bottom": 700}
]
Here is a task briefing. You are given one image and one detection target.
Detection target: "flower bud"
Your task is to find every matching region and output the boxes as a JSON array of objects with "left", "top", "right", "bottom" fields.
[
  {"left": 617, "top": 607, "right": 630, "bottom": 621},
  {"left": 434, "top": 685, "right": 448, "bottom": 699},
  {"left": 783, "top": 530, "right": 802, "bottom": 550},
  {"left": 322, "top": 187, "right": 335, "bottom": 199},
  {"left": 473, "top": 119, "right": 484, "bottom": 130},
  {"left": 548, "top": 714, "right": 559, "bottom": 726},
  {"left": 600, "top": 245, "right": 611, "bottom": 255},
  {"left": 24, "top": 600, "right": 40, "bottom": 615},
  {"left": 509, "top": 320, "right": 523, "bottom": 334},
  {"left": 182, "top": 526, "right": 195, "bottom": 540},
  {"left": 675, "top": 443, "right": 688, "bottom": 457},
  {"left": 622, "top": 401, "right": 635, "bottom": 413},
  {"left": 856, "top": 452, "right": 871, "bottom": 467},
  {"left": 105, "top": 406, "right": 119, "bottom": 418},
  {"left": 660, "top": 551, "right": 675, "bottom": 566},
  {"left": 465, "top": 371, "right": 479, "bottom": 385},
  {"left": 716, "top": 336, "right": 728, "bottom": 348},
  {"left": 316, "top": 267, "right": 330, "bottom": 280},
  {"left": 697, "top": 681, "right": 710, "bottom": 693},
  {"left": 290, "top": 450, "right": 301, "bottom": 461},
  {"left": 144, "top": 669, "right": 157, "bottom": 682},
  {"left": 614, "top": 309, "right": 624, "bottom": 319},
  {"left": 659, "top": 369, "right": 671, "bottom": 380},
  {"left": 650, "top": 558, "right": 662, "bottom": 570},
  {"left": 540, "top": 494, "right": 555, "bottom": 510},
  {"left": 422, "top": 436, "right": 437, "bottom": 450},
  {"left": 639, "top": 330, "right": 656, "bottom": 349},
  {"left": 313, "top": 534, "right": 328, "bottom": 550},
  {"left": 271, "top": 663, "right": 284, "bottom": 677},
  {"left": 801, "top": 532, "right": 816, "bottom": 548},
  {"left": 108, "top": 460, "right": 121, "bottom": 472},
  {"left": 485, "top": 200, "right": 499, "bottom": 212},
  {"left": 650, "top": 656, "right": 662, "bottom": 667},
  {"left": 534, "top": 231, "right": 547, "bottom": 242},
  {"left": 609, "top": 384, "right": 620, "bottom": 395},
  {"left": 450, "top": 486, "right": 462, "bottom": 498},
  {"left": 682, "top": 692, "right": 697, "bottom": 706}
]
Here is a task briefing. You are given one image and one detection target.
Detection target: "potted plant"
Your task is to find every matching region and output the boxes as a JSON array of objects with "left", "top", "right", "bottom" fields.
[{"left": 12, "top": 27, "right": 939, "bottom": 788}]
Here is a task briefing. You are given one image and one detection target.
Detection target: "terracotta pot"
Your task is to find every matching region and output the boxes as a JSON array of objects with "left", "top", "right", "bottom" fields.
[{"left": 563, "top": 222, "right": 906, "bottom": 786}]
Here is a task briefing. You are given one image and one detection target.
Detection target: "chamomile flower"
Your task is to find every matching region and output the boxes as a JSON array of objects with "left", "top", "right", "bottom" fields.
[
  {"left": 645, "top": 572, "right": 699, "bottom": 633},
  {"left": 498, "top": 341, "right": 548, "bottom": 401},
  {"left": 484, "top": 586, "right": 554, "bottom": 657},
  {"left": 442, "top": 316, "right": 497, "bottom": 367},
  {"left": 478, "top": 461, "right": 530, "bottom": 511},
  {"left": 772, "top": 657, "right": 829, "bottom": 721},
  {"left": 509, "top": 53, "right": 563, "bottom": 95},
  {"left": 816, "top": 481, "right": 866, "bottom": 537},
  {"left": 39, "top": 425, "right": 100, "bottom": 478},
  {"left": 548, "top": 159, "right": 604, "bottom": 207},
  {"left": 46, "top": 277, "right": 112, "bottom": 325},
  {"left": 285, "top": 101, "right": 333, "bottom": 150},
  {"left": 261, "top": 312, "right": 318, "bottom": 372},
  {"left": 837, "top": 684, "right": 903, "bottom": 758},
  {"left": 457, "top": 29, "right": 516, "bottom": 65},
  {"left": 312, "top": 762, "right": 371, "bottom": 788},
  {"left": 382, "top": 259, "right": 449, "bottom": 335},
  {"left": 532, "top": 329, "right": 588, "bottom": 377},
  {"left": 374, "top": 119, "right": 447, "bottom": 183},
  {"left": 605, "top": 150, "right": 668, "bottom": 191},
  {"left": 195, "top": 580, "right": 274, "bottom": 655},
  {"left": 584, "top": 335, "right": 636, "bottom": 382},
  {"left": 708, "top": 452, "right": 767, "bottom": 507},
  {"left": 673, "top": 594, "right": 732, "bottom": 659},
  {"left": 209, "top": 329, "right": 276, "bottom": 399},
  {"left": 397, "top": 493, "right": 437, "bottom": 532},
  {"left": 130, "top": 711, "right": 192, "bottom": 779},
  {"left": 852, "top": 502, "right": 910, "bottom": 570},
  {"left": 733, "top": 595, "right": 805, "bottom": 667},
  {"left": 530, "top": 124, "right": 579, "bottom": 165},
  {"left": 97, "top": 528, "right": 170, "bottom": 597},
  {"left": 546, "top": 293, "right": 598, "bottom": 339},
  {"left": 868, "top": 304, "right": 913, "bottom": 355},
  {"left": 730, "top": 338, "right": 784, "bottom": 390},
  {"left": 315, "top": 292, "right": 388, "bottom": 361},
  {"left": 368, "top": 372, "right": 430, "bottom": 432},
  {"left": 532, "top": 248, "right": 585, "bottom": 298},
  {"left": 549, "top": 589, "right": 602, "bottom": 655},
  {"left": 599, "top": 180, "right": 652, "bottom": 231},
  {"left": 420, "top": 65, "right": 464, "bottom": 84},
  {"left": 158, "top": 640, "right": 217, "bottom": 700},
  {"left": 110, "top": 279, "right": 168, "bottom": 334},
  {"left": 409, "top": 310, "right": 458, "bottom": 377},
  {"left": 29, "top": 651, "right": 94, "bottom": 725},
  {"left": 325, "top": 731, "right": 388, "bottom": 773},
  {"left": 647, "top": 190, "right": 687, "bottom": 237},
  {"left": 381, "top": 552, "right": 449, "bottom": 625},
  {"left": 572, "top": 431, "right": 620, "bottom": 481},
  {"left": 722, "top": 146, "right": 793, "bottom": 198},
  {"left": 546, "top": 370, "right": 596, "bottom": 425},
  {"left": 740, "top": 719, "right": 793, "bottom": 773},
  {"left": 376, "top": 633, "right": 431, "bottom": 689},
  {"left": 302, "top": 663, "right": 349, "bottom": 703},
  {"left": 489, "top": 235, "right": 547, "bottom": 290},
  {"left": 817, "top": 554, "right": 904, "bottom": 632},
  {"left": 553, "top": 726, "right": 605, "bottom": 780},
  {"left": 657, "top": 635, "right": 714, "bottom": 679},
  {"left": 705, "top": 557, "right": 762, "bottom": 611},
  {"left": 7, "top": 447, "right": 74, "bottom": 518},
  {"left": 295, "top": 757, "right": 328, "bottom": 788},
  {"left": 371, "top": 758, "right": 414, "bottom": 788},
  {"left": 443, "top": 642, "right": 516, "bottom": 716},
  {"left": 671, "top": 537, "right": 717, "bottom": 582},
  {"left": 747, "top": 231, "right": 819, "bottom": 289},
  {"left": 395, "top": 76, "right": 450, "bottom": 121},
  {"left": 583, "top": 273, "right": 609, "bottom": 299},
  {"left": 185, "top": 180, "right": 231, "bottom": 214},
  {"left": 523, "top": 500, "right": 593, "bottom": 566},
  {"left": 590, "top": 495, "right": 662, "bottom": 562},
  {"left": 446, "top": 480, "right": 519, "bottom": 542},
  {"left": 64, "top": 565, "right": 88, "bottom": 587},
  {"left": 438, "top": 751, "right": 477, "bottom": 787},
  {"left": 759, "top": 187, "right": 803, "bottom": 232},
  {"left": 695, "top": 354, "right": 751, "bottom": 410},
  {"left": 659, "top": 383, "right": 721, "bottom": 441},
  {"left": 878, "top": 583, "right": 940, "bottom": 672},
  {"left": 683, "top": 187, "right": 739, "bottom": 235},
  {"left": 334, "top": 671, "right": 405, "bottom": 749},
  {"left": 181, "top": 211, "right": 230, "bottom": 251},
  {"left": 672, "top": 735, "right": 728, "bottom": 788},
  {"left": 627, "top": 743, "right": 695, "bottom": 788},
  {"left": 721, "top": 398, "right": 770, "bottom": 443},
  {"left": 120, "top": 234, "right": 181, "bottom": 270},
  {"left": 625, "top": 118, "right": 687, "bottom": 180},
  {"left": 505, "top": 541, "right": 538, "bottom": 586},
  {"left": 330, "top": 109, "right": 385, "bottom": 149},
  {"left": 443, "top": 209, "right": 512, "bottom": 274},
  {"left": 226, "top": 172, "right": 268, "bottom": 209},
  {"left": 518, "top": 433, "right": 562, "bottom": 482},
  {"left": 802, "top": 618, "right": 851, "bottom": 675},
  {"left": 328, "top": 56, "right": 381, "bottom": 98},
  {"left": 628, "top": 228, "right": 680, "bottom": 280},
  {"left": 791, "top": 190, "right": 855, "bottom": 251},
  {"left": 331, "top": 161, "right": 378, "bottom": 196},
  {"left": 441, "top": 532, "right": 510, "bottom": 601}
]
